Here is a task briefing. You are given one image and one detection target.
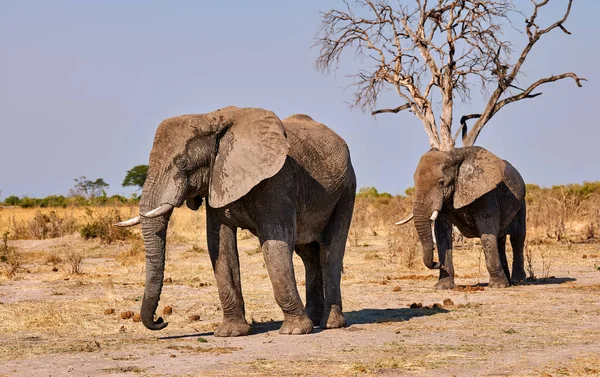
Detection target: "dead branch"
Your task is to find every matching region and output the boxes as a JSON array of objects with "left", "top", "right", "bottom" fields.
[{"left": 372, "top": 104, "right": 412, "bottom": 115}]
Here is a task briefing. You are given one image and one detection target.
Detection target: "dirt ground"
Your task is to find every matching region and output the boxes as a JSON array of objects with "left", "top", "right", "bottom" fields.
[{"left": 1, "top": 221, "right": 600, "bottom": 377}]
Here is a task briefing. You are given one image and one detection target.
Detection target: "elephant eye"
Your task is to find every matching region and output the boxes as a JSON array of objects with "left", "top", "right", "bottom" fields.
[
  {"left": 175, "top": 157, "right": 191, "bottom": 173},
  {"left": 438, "top": 179, "right": 445, "bottom": 188}
]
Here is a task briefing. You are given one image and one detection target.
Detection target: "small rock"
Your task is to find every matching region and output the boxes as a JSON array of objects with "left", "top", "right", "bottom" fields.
[
  {"left": 120, "top": 311, "right": 134, "bottom": 319},
  {"left": 104, "top": 308, "right": 115, "bottom": 315},
  {"left": 189, "top": 315, "right": 201, "bottom": 321},
  {"left": 170, "top": 354, "right": 176, "bottom": 358},
  {"left": 119, "top": 326, "right": 126, "bottom": 332},
  {"left": 392, "top": 286, "right": 401, "bottom": 292},
  {"left": 52, "top": 267, "right": 58, "bottom": 272},
  {"left": 409, "top": 302, "right": 423, "bottom": 309},
  {"left": 164, "top": 277, "right": 173, "bottom": 283},
  {"left": 133, "top": 314, "right": 142, "bottom": 322},
  {"left": 163, "top": 306, "right": 173, "bottom": 315},
  {"left": 443, "top": 298, "right": 454, "bottom": 306},
  {"left": 432, "top": 303, "right": 443, "bottom": 309}
]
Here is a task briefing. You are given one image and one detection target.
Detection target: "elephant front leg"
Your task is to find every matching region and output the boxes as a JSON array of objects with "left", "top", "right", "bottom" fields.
[
  {"left": 207, "top": 218, "right": 251, "bottom": 337},
  {"left": 262, "top": 238, "right": 313, "bottom": 335},
  {"left": 434, "top": 216, "right": 455, "bottom": 290},
  {"left": 295, "top": 243, "right": 324, "bottom": 326},
  {"left": 480, "top": 233, "right": 510, "bottom": 288}
]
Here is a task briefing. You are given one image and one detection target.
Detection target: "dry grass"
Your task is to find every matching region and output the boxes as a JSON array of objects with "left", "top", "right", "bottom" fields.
[{"left": 0, "top": 200, "right": 600, "bottom": 376}]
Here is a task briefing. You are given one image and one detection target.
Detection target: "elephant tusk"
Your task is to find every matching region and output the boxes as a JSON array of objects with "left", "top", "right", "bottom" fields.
[
  {"left": 430, "top": 210, "right": 439, "bottom": 221},
  {"left": 140, "top": 204, "right": 174, "bottom": 218},
  {"left": 395, "top": 213, "right": 414, "bottom": 225},
  {"left": 431, "top": 222, "right": 437, "bottom": 245},
  {"left": 114, "top": 216, "right": 141, "bottom": 227}
]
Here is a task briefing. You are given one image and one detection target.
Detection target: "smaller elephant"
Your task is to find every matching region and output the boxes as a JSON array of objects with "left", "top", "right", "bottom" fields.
[{"left": 397, "top": 146, "right": 527, "bottom": 289}]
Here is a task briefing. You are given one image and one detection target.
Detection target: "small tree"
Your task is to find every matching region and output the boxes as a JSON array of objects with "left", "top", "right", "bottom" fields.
[
  {"left": 315, "top": 0, "right": 585, "bottom": 150},
  {"left": 70, "top": 176, "right": 110, "bottom": 199},
  {"left": 122, "top": 165, "right": 148, "bottom": 191}
]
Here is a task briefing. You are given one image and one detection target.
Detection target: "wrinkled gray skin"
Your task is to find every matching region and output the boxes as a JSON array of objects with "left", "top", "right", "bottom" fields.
[
  {"left": 410, "top": 146, "right": 526, "bottom": 289},
  {"left": 134, "top": 106, "right": 356, "bottom": 336}
]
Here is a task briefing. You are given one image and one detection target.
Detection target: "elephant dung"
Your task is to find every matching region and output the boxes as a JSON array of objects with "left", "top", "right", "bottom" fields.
[
  {"left": 162, "top": 306, "right": 173, "bottom": 315},
  {"left": 120, "top": 311, "right": 134, "bottom": 319}
]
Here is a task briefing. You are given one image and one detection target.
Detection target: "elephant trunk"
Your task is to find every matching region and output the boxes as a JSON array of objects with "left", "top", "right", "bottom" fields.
[
  {"left": 413, "top": 200, "right": 441, "bottom": 270},
  {"left": 139, "top": 193, "right": 171, "bottom": 330}
]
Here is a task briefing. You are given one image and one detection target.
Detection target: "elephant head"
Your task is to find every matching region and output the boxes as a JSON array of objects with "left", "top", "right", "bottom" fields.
[
  {"left": 115, "top": 106, "right": 290, "bottom": 330},
  {"left": 398, "top": 146, "right": 506, "bottom": 270}
]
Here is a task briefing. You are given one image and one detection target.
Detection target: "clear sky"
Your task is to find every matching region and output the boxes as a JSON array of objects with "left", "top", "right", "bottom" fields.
[{"left": 0, "top": 1, "right": 598, "bottom": 200}]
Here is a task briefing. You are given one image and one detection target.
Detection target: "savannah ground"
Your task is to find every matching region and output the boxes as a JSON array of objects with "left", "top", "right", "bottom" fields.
[{"left": 0, "top": 200, "right": 599, "bottom": 377}]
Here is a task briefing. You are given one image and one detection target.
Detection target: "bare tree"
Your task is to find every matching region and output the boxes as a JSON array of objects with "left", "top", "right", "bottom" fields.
[{"left": 315, "top": 0, "right": 585, "bottom": 150}]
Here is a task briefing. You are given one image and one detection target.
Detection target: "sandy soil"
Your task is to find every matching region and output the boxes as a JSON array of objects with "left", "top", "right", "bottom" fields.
[{"left": 1, "top": 233, "right": 599, "bottom": 377}]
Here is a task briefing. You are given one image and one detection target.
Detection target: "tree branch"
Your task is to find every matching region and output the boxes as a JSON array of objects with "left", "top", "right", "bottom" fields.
[
  {"left": 492, "top": 73, "right": 585, "bottom": 117},
  {"left": 372, "top": 103, "right": 412, "bottom": 115}
]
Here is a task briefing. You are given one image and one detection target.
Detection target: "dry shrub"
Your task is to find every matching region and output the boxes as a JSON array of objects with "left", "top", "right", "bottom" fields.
[
  {"left": 1, "top": 231, "right": 21, "bottom": 278},
  {"left": 117, "top": 236, "right": 145, "bottom": 266},
  {"left": 524, "top": 241, "right": 536, "bottom": 280},
  {"left": 526, "top": 183, "right": 600, "bottom": 242},
  {"left": 79, "top": 208, "right": 132, "bottom": 244},
  {"left": 45, "top": 250, "right": 62, "bottom": 265},
  {"left": 386, "top": 224, "right": 420, "bottom": 270},
  {"left": 349, "top": 194, "right": 411, "bottom": 247},
  {"left": 65, "top": 250, "right": 84, "bottom": 275},
  {"left": 8, "top": 210, "right": 79, "bottom": 240}
]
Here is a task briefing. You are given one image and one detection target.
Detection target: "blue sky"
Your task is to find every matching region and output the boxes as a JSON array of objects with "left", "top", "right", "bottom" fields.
[{"left": 0, "top": 1, "right": 598, "bottom": 200}]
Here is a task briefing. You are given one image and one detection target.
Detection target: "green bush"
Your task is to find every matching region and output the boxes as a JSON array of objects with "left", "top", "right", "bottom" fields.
[{"left": 4, "top": 195, "right": 21, "bottom": 206}]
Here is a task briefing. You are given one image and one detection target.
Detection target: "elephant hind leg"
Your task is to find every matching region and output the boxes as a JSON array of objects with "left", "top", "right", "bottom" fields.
[
  {"left": 509, "top": 204, "right": 527, "bottom": 284},
  {"left": 497, "top": 235, "right": 510, "bottom": 283},
  {"left": 295, "top": 242, "right": 324, "bottom": 326},
  {"left": 318, "top": 187, "right": 355, "bottom": 329}
]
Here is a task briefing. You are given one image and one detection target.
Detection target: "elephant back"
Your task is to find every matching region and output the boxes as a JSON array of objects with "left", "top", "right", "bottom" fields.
[
  {"left": 502, "top": 160, "right": 526, "bottom": 201},
  {"left": 282, "top": 114, "right": 352, "bottom": 190}
]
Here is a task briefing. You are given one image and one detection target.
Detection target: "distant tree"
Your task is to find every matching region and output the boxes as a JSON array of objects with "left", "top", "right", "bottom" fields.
[
  {"left": 4, "top": 195, "right": 21, "bottom": 206},
  {"left": 70, "top": 176, "right": 110, "bottom": 199},
  {"left": 122, "top": 165, "right": 148, "bottom": 191},
  {"left": 315, "top": 0, "right": 585, "bottom": 150}
]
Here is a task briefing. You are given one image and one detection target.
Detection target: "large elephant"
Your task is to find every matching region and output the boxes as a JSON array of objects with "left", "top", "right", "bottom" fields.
[
  {"left": 116, "top": 106, "right": 356, "bottom": 336},
  {"left": 397, "top": 146, "right": 526, "bottom": 289}
]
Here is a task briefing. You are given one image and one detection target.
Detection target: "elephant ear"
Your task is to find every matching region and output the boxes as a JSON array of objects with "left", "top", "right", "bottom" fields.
[
  {"left": 208, "top": 109, "right": 290, "bottom": 208},
  {"left": 454, "top": 147, "right": 506, "bottom": 209}
]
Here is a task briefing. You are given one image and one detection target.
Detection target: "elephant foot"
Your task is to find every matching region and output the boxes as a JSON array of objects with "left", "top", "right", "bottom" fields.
[
  {"left": 511, "top": 270, "right": 527, "bottom": 285},
  {"left": 434, "top": 278, "right": 456, "bottom": 290},
  {"left": 489, "top": 275, "right": 510, "bottom": 288},
  {"left": 214, "top": 319, "right": 251, "bottom": 337},
  {"left": 306, "top": 306, "right": 324, "bottom": 326},
  {"left": 319, "top": 305, "right": 346, "bottom": 329},
  {"left": 279, "top": 314, "right": 314, "bottom": 335}
]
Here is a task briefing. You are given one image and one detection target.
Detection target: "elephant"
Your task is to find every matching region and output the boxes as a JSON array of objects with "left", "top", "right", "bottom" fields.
[
  {"left": 396, "top": 146, "right": 526, "bottom": 289},
  {"left": 115, "top": 106, "right": 356, "bottom": 336}
]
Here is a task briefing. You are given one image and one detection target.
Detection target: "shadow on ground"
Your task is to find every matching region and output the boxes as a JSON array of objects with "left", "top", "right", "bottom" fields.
[
  {"left": 524, "top": 277, "right": 577, "bottom": 285},
  {"left": 345, "top": 307, "right": 448, "bottom": 326},
  {"left": 156, "top": 307, "right": 447, "bottom": 340}
]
